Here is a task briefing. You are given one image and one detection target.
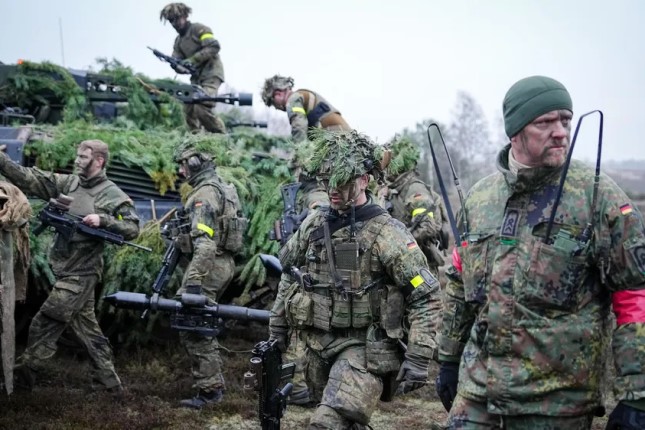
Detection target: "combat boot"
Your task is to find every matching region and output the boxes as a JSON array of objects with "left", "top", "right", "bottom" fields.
[{"left": 179, "top": 388, "right": 224, "bottom": 409}]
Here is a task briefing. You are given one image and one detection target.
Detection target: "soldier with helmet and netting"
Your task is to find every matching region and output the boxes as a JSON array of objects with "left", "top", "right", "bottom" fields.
[
  {"left": 171, "top": 138, "right": 247, "bottom": 408},
  {"left": 379, "top": 136, "right": 450, "bottom": 275},
  {"left": 160, "top": 3, "right": 227, "bottom": 134},
  {"left": 269, "top": 129, "right": 442, "bottom": 429},
  {"left": 262, "top": 75, "right": 352, "bottom": 212}
]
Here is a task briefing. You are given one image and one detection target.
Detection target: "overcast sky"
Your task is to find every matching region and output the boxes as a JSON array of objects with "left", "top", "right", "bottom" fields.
[{"left": 2, "top": 0, "right": 644, "bottom": 161}]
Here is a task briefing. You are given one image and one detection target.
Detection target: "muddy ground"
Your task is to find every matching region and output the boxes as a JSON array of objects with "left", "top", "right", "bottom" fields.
[{"left": 0, "top": 322, "right": 612, "bottom": 430}]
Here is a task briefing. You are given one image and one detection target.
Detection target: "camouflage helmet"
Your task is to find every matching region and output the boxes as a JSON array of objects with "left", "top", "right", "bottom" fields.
[
  {"left": 261, "top": 75, "right": 294, "bottom": 107},
  {"left": 173, "top": 138, "right": 213, "bottom": 164},
  {"left": 307, "top": 129, "right": 389, "bottom": 188},
  {"left": 385, "top": 135, "right": 420, "bottom": 177},
  {"left": 160, "top": 2, "right": 192, "bottom": 22}
]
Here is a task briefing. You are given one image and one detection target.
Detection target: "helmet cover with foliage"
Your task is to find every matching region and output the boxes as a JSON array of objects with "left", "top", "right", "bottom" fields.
[
  {"left": 307, "top": 129, "right": 388, "bottom": 188},
  {"left": 385, "top": 135, "right": 420, "bottom": 177},
  {"left": 173, "top": 137, "right": 214, "bottom": 164},
  {"left": 261, "top": 75, "right": 294, "bottom": 107},
  {"left": 160, "top": 2, "right": 192, "bottom": 22}
]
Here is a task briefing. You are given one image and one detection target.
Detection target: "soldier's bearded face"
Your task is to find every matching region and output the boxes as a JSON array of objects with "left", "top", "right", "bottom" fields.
[
  {"left": 511, "top": 109, "right": 572, "bottom": 168},
  {"left": 272, "top": 90, "right": 288, "bottom": 110},
  {"left": 74, "top": 148, "right": 102, "bottom": 179},
  {"left": 170, "top": 16, "right": 188, "bottom": 33}
]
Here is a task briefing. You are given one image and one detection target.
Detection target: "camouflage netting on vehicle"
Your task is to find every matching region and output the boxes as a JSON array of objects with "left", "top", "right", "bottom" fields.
[
  {"left": 2, "top": 61, "right": 296, "bottom": 344},
  {"left": 0, "top": 59, "right": 186, "bottom": 129}
]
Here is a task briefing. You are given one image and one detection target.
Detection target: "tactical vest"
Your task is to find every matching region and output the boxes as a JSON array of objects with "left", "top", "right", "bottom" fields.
[
  {"left": 195, "top": 178, "right": 248, "bottom": 254},
  {"left": 297, "top": 89, "right": 350, "bottom": 130},
  {"left": 284, "top": 211, "right": 405, "bottom": 335}
]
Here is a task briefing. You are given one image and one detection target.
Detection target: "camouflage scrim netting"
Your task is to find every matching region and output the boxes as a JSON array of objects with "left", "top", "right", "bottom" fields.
[
  {"left": 261, "top": 75, "right": 294, "bottom": 107},
  {"left": 306, "top": 129, "right": 388, "bottom": 188},
  {"left": 160, "top": 2, "right": 192, "bottom": 22},
  {"left": 385, "top": 135, "right": 420, "bottom": 177}
]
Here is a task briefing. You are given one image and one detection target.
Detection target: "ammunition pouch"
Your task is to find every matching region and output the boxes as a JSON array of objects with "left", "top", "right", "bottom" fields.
[
  {"left": 284, "top": 282, "right": 314, "bottom": 329},
  {"left": 365, "top": 324, "right": 403, "bottom": 376}
]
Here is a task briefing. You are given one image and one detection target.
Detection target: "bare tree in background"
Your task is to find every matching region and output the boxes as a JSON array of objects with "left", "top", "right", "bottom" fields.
[{"left": 445, "top": 91, "right": 496, "bottom": 192}]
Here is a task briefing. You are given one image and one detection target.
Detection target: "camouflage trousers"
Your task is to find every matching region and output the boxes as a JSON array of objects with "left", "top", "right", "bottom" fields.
[
  {"left": 447, "top": 394, "right": 595, "bottom": 430},
  {"left": 177, "top": 253, "right": 235, "bottom": 392},
  {"left": 184, "top": 78, "right": 227, "bottom": 134},
  {"left": 285, "top": 331, "right": 310, "bottom": 403},
  {"left": 15, "top": 274, "right": 121, "bottom": 389},
  {"left": 304, "top": 342, "right": 382, "bottom": 429}
]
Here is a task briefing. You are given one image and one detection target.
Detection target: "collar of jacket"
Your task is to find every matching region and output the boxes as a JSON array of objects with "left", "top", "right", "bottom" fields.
[
  {"left": 187, "top": 167, "right": 218, "bottom": 188},
  {"left": 326, "top": 193, "right": 375, "bottom": 222},
  {"left": 79, "top": 171, "right": 107, "bottom": 188},
  {"left": 178, "top": 21, "right": 192, "bottom": 37},
  {"left": 496, "top": 144, "right": 563, "bottom": 195}
]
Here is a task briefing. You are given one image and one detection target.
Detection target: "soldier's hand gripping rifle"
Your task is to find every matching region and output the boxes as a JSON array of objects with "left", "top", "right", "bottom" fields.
[
  {"left": 148, "top": 46, "right": 198, "bottom": 75},
  {"left": 269, "top": 182, "right": 309, "bottom": 246},
  {"left": 244, "top": 339, "right": 296, "bottom": 430},
  {"left": 104, "top": 291, "right": 270, "bottom": 337},
  {"left": 33, "top": 195, "right": 151, "bottom": 252}
]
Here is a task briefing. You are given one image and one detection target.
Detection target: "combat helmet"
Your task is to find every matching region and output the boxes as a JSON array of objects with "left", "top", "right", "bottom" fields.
[
  {"left": 160, "top": 2, "right": 192, "bottom": 22},
  {"left": 261, "top": 75, "right": 294, "bottom": 107},
  {"left": 173, "top": 138, "right": 213, "bottom": 164},
  {"left": 307, "top": 129, "right": 390, "bottom": 188},
  {"left": 385, "top": 135, "right": 420, "bottom": 177}
]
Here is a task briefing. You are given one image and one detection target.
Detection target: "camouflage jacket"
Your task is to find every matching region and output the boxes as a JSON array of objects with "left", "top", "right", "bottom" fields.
[
  {"left": 439, "top": 144, "right": 645, "bottom": 415},
  {"left": 270, "top": 198, "right": 442, "bottom": 360},
  {"left": 381, "top": 170, "right": 449, "bottom": 269},
  {"left": 182, "top": 168, "right": 235, "bottom": 287},
  {"left": 0, "top": 153, "right": 139, "bottom": 278},
  {"left": 172, "top": 21, "right": 224, "bottom": 84},
  {"left": 286, "top": 89, "right": 351, "bottom": 143}
]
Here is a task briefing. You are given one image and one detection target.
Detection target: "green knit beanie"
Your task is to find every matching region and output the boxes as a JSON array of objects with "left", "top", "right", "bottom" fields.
[{"left": 503, "top": 76, "right": 573, "bottom": 138}]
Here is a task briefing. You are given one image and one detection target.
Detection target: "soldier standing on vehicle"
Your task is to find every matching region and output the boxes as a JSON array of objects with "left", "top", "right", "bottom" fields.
[
  {"left": 262, "top": 75, "right": 353, "bottom": 211},
  {"left": 269, "top": 129, "right": 442, "bottom": 429},
  {"left": 0, "top": 140, "right": 140, "bottom": 393},
  {"left": 435, "top": 76, "right": 645, "bottom": 429},
  {"left": 172, "top": 139, "right": 247, "bottom": 409},
  {"left": 160, "top": 2, "right": 227, "bottom": 134},
  {"left": 379, "top": 136, "right": 450, "bottom": 276}
]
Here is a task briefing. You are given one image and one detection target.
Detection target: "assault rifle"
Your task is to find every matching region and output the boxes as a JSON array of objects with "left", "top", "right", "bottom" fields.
[
  {"left": 33, "top": 195, "right": 151, "bottom": 252},
  {"left": 244, "top": 339, "right": 295, "bottom": 430},
  {"left": 148, "top": 46, "right": 198, "bottom": 76},
  {"left": 104, "top": 291, "right": 270, "bottom": 336},
  {"left": 269, "top": 182, "right": 308, "bottom": 246}
]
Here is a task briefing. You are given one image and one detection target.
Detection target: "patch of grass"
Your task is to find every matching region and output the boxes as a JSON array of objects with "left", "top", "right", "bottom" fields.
[{"left": 0, "top": 324, "right": 613, "bottom": 430}]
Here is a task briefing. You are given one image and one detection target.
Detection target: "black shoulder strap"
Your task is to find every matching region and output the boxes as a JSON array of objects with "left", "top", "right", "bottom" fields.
[{"left": 310, "top": 204, "right": 387, "bottom": 242}]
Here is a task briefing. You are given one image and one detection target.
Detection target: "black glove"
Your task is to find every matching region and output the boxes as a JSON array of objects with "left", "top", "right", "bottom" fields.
[
  {"left": 606, "top": 401, "right": 645, "bottom": 430},
  {"left": 395, "top": 353, "right": 429, "bottom": 394},
  {"left": 435, "top": 361, "right": 459, "bottom": 412}
]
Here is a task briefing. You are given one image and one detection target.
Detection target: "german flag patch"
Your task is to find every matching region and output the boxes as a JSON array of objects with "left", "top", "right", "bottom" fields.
[
  {"left": 407, "top": 241, "right": 418, "bottom": 250},
  {"left": 194, "top": 201, "right": 203, "bottom": 208},
  {"left": 620, "top": 203, "right": 633, "bottom": 215},
  {"left": 413, "top": 193, "right": 423, "bottom": 200}
]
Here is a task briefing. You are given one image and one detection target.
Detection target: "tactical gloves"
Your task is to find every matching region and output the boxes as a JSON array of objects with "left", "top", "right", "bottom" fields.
[
  {"left": 606, "top": 401, "right": 645, "bottom": 430},
  {"left": 435, "top": 361, "right": 459, "bottom": 412},
  {"left": 395, "top": 353, "right": 429, "bottom": 394}
]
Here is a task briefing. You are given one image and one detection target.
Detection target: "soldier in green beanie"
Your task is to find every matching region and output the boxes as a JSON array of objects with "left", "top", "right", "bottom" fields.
[{"left": 436, "top": 76, "right": 645, "bottom": 429}]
